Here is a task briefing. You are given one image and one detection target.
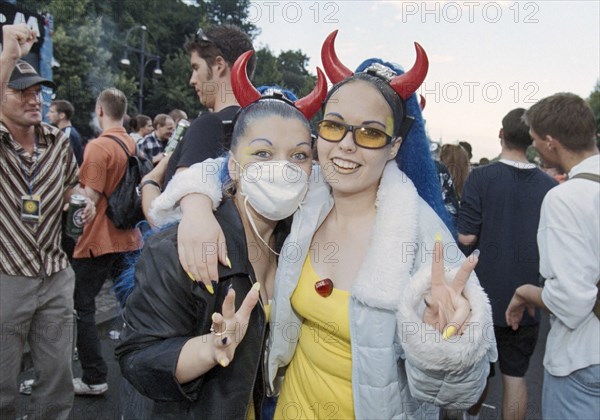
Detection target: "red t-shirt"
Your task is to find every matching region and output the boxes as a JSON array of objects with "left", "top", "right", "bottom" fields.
[{"left": 74, "top": 127, "right": 141, "bottom": 258}]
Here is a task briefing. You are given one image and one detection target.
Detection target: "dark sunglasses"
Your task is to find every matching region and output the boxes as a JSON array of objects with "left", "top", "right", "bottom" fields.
[
  {"left": 195, "top": 28, "right": 213, "bottom": 43},
  {"left": 316, "top": 120, "right": 394, "bottom": 149}
]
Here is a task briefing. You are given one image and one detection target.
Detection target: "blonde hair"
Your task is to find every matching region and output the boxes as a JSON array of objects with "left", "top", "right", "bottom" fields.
[{"left": 97, "top": 88, "right": 127, "bottom": 120}]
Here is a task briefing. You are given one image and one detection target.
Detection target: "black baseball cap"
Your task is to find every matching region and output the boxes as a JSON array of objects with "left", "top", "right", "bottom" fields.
[{"left": 8, "top": 60, "right": 56, "bottom": 90}]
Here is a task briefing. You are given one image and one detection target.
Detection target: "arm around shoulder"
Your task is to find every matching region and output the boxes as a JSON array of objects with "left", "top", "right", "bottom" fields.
[{"left": 149, "top": 157, "right": 226, "bottom": 226}]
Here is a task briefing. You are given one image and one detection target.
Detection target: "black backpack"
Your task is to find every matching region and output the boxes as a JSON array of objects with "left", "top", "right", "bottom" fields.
[{"left": 104, "top": 135, "right": 153, "bottom": 229}]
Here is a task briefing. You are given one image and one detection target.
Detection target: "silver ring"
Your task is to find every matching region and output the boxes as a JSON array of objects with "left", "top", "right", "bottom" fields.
[{"left": 210, "top": 322, "right": 228, "bottom": 337}]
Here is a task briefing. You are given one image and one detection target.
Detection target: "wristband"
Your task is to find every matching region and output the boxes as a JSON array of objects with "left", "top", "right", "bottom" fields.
[{"left": 139, "top": 179, "right": 162, "bottom": 193}]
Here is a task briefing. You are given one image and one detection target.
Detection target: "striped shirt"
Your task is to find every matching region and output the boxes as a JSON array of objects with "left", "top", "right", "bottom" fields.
[{"left": 0, "top": 122, "right": 79, "bottom": 277}]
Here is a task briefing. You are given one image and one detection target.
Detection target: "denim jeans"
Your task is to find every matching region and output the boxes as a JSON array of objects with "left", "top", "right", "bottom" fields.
[
  {"left": 543, "top": 365, "right": 600, "bottom": 419},
  {"left": 72, "top": 253, "right": 123, "bottom": 385}
]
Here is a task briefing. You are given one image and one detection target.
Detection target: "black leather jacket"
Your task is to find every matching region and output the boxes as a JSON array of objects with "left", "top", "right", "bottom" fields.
[{"left": 116, "top": 199, "right": 268, "bottom": 419}]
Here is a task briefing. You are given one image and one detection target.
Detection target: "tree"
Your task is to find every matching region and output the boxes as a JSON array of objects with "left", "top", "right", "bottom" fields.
[
  {"left": 17, "top": 0, "right": 318, "bottom": 131},
  {"left": 17, "top": 0, "right": 137, "bottom": 138},
  {"left": 252, "top": 48, "right": 283, "bottom": 88},
  {"left": 277, "top": 50, "right": 316, "bottom": 97},
  {"left": 145, "top": 50, "right": 202, "bottom": 118},
  {"left": 199, "top": 0, "right": 259, "bottom": 38}
]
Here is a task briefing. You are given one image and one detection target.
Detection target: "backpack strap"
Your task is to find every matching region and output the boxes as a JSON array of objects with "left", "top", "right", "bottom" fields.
[
  {"left": 569, "top": 172, "right": 600, "bottom": 183},
  {"left": 568, "top": 172, "right": 600, "bottom": 319},
  {"left": 101, "top": 135, "right": 133, "bottom": 201},
  {"left": 104, "top": 134, "right": 133, "bottom": 158}
]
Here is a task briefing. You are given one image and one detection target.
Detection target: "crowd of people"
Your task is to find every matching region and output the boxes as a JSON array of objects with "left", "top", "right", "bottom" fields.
[{"left": 1, "top": 21, "right": 598, "bottom": 420}]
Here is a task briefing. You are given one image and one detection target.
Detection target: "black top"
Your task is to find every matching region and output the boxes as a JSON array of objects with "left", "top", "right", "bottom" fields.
[
  {"left": 164, "top": 106, "right": 238, "bottom": 187},
  {"left": 116, "top": 199, "right": 268, "bottom": 419},
  {"left": 457, "top": 161, "right": 557, "bottom": 326}
]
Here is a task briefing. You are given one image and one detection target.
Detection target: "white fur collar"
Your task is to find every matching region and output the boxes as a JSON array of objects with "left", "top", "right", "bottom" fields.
[
  {"left": 351, "top": 161, "right": 420, "bottom": 310},
  {"left": 150, "top": 158, "right": 225, "bottom": 226}
]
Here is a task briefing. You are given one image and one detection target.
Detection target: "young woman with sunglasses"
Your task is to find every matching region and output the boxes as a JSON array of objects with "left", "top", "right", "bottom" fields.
[
  {"left": 151, "top": 32, "right": 496, "bottom": 419},
  {"left": 114, "top": 52, "right": 327, "bottom": 419}
]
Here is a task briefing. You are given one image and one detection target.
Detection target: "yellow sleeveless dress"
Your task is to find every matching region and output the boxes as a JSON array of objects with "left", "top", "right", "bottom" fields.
[{"left": 274, "top": 255, "right": 353, "bottom": 419}]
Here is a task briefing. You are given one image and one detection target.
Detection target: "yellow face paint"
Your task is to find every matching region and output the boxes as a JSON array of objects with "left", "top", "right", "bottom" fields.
[
  {"left": 386, "top": 116, "right": 394, "bottom": 137},
  {"left": 235, "top": 147, "right": 254, "bottom": 163}
]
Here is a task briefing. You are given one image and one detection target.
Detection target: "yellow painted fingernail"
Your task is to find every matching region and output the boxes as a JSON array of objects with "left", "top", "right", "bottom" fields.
[
  {"left": 251, "top": 282, "right": 261, "bottom": 292},
  {"left": 186, "top": 271, "right": 195, "bottom": 281},
  {"left": 226, "top": 256, "right": 232, "bottom": 269},
  {"left": 442, "top": 325, "right": 457, "bottom": 340},
  {"left": 219, "top": 358, "right": 229, "bottom": 367},
  {"left": 434, "top": 232, "right": 443, "bottom": 242},
  {"left": 206, "top": 283, "right": 214, "bottom": 295}
]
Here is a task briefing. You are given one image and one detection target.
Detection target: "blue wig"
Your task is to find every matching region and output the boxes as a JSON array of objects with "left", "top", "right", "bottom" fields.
[
  {"left": 355, "top": 59, "right": 455, "bottom": 235},
  {"left": 257, "top": 85, "right": 298, "bottom": 101}
]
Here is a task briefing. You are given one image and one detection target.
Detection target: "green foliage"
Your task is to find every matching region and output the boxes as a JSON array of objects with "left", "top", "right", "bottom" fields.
[
  {"left": 200, "top": 0, "right": 259, "bottom": 38},
  {"left": 252, "top": 48, "right": 283, "bottom": 88},
  {"left": 145, "top": 50, "right": 202, "bottom": 118},
  {"left": 526, "top": 145, "right": 541, "bottom": 165},
  {"left": 52, "top": 16, "right": 122, "bottom": 138},
  {"left": 18, "top": 0, "right": 317, "bottom": 136},
  {"left": 252, "top": 48, "right": 317, "bottom": 98},
  {"left": 277, "top": 50, "right": 317, "bottom": 97}
]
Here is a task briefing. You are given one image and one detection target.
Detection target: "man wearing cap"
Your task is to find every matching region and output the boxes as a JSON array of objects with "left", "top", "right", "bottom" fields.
[{"left": 0, "top": 24, "right": 95, "bottom": 419}]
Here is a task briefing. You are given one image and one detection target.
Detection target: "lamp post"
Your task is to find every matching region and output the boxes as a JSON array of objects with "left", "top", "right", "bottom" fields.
[{"left": 120, "top": 25, "right": 162, "bottom": 115}]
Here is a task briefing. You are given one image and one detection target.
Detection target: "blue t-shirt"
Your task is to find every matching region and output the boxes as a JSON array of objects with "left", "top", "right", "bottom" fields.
[
  {"left": 61, "top": 125, "right": 84, "bottom": 165},
  {"left": 458, "top": 161, "right": 557, "bottom": 326}
]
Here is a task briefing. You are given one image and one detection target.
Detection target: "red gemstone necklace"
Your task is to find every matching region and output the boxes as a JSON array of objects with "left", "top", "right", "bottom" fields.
[{"left": 314, "top": 278, "right": 334, "bottom": 298}]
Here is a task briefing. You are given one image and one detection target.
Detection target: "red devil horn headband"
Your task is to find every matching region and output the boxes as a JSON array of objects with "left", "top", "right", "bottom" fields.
[
  {"left": 321, "top": 30, "right": 429, "bottom": 100},
  {"left": 320, "top": 30, "right": 352, "bottom": 84},
  {"left": 231, "top": 50, "right": 327, "bottom": 120}
]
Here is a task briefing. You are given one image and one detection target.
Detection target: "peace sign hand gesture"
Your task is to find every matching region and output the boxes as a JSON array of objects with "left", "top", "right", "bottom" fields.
[
  {"left": 209, "top": 283, "right": 260, "bottom": 367},
  {"left": 422, "top": 238, "right": 479, "bottom": 340}
]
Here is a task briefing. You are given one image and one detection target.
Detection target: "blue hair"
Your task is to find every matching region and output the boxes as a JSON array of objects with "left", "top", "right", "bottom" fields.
[
  {"left": 256, "top": 85, "right": 298, "bottom": 102},
  {"left": 354, "top": 59, "right": 456, "bottom": 235}
]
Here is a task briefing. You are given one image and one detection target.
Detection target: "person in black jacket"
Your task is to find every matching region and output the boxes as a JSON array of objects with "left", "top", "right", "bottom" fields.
[{"left": 115, "top": 51, "right": 327, "bottom": 419}]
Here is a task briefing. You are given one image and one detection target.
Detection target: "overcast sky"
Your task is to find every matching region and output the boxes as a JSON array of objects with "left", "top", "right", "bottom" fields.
[{"left": 250, "top": 0, "right": 599, "bottom": 160}]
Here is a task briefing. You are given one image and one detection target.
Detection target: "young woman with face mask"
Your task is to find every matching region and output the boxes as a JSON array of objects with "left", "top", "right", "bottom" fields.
[
  {"left": 114, "top": 52, "right": 327, "bottom": 419},
  {"left": 151, "top": 32, "right": 496, "bottom": 419}
]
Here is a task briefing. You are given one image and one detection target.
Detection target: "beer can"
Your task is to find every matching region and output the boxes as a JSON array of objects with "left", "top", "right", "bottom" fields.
[
  {"left": 66, "top": 195, "right": 86, "bottom": 238},
  {"left": 164, "top": 119, "right": 190, "bottom": 155}
]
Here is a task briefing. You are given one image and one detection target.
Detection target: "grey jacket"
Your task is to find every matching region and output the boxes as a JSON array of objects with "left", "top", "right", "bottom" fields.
[{"left": 153, "top": 160, "right": 498, "bottom": 419}]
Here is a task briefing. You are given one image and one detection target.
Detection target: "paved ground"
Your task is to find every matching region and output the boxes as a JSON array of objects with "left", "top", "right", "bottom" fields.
[
  {"left": 16, "top": 281, "right": 549, "bottom": 419},
  {"left": 17, "top": 280, "right": 123, "bottom": 420}
]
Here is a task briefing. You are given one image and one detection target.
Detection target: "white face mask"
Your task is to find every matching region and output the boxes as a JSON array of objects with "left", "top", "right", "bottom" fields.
[{"left": 234, "top": 159, "right": 309, "bottom": 221}]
